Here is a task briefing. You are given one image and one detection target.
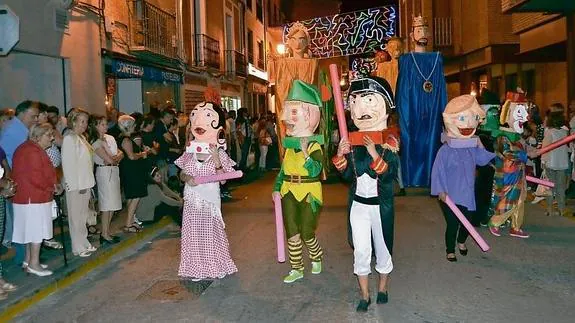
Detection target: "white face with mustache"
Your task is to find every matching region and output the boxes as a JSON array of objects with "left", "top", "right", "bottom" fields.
[
  {"left": 507, "top": 103, "right": 529, "bottom": 134},
  {"left": 412, "top": 25, "right": 429, "bottom": 47},
  {"left": 189, "top": 102, "right": 222, "bottom": 144},
  {"left": 349, "top": 92, "right": 388, "bottom": 131}
]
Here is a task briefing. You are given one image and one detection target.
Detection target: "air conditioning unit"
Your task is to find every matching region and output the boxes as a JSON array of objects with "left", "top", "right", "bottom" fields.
[{"left": 60, "top": 0, "right": 79, "bottom": 10}]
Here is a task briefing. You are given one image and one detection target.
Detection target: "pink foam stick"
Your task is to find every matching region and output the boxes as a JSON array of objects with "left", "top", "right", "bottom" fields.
[
  {"left": 329, "top": 64, "right": 349, "bottom": 141},
  {"left": 536, "top": 133, "right": 575, "bottom": 156},
  {"left": 445, "top": 196, "right": 490, "bottom": 252},
  {"left": 526, "top": 175, "right": 555, "bottom": 188},
  {"left": 194, "top": 170, "right": 243, "bottom": 184},
  {"left": 273, "top": 193, "right": 286, "bottom": 263}
]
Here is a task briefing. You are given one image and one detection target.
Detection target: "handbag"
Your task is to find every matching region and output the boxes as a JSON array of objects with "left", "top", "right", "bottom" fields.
[
  {"left": 86, "top": 189, "right": 98, "bottom": 226},
  {"left": 534, "top": 170, "right": 552, "bottom": 197},
  {"left": 51, "top": 200, "right": 58, "bottom": 220}
]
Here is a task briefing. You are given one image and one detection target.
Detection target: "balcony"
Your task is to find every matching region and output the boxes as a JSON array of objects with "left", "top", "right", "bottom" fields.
[
  {"left": 225, "top": 50, "right": 247, "bottom": 78},
  {"left": 433, "top": 17, "right": 452, "bottom": 47},
  {"left": 131, "top": 0, "right": 177, "bottom": 59},
  {"left": 194, "top": 34, "right": 220, "bottom": 70},
  {"left": 502, "top": 0, "right": 575, "bottom": 13}
]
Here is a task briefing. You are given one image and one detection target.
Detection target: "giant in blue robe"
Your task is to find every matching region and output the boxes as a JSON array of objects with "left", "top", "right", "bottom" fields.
[{"left": 396, "top": 52, "right": 447, "bottom": 187}]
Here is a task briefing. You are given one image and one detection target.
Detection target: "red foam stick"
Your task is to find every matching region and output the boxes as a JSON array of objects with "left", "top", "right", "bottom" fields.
[
  {"left": 536, "top": 133, "right": 575, "bottom": 156},
  {"left": 329, "top": 64, "right": 348, "bottom": 141}
]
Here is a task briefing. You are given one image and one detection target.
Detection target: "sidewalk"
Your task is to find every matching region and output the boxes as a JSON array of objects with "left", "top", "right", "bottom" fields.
[{"left": 0, "top": 208, "right": 173, "bottom": 321}]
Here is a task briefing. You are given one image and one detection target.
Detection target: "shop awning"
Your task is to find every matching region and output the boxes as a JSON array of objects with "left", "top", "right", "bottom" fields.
[{"left": 503, "top": 0, "right": 575, "bottom": 13}]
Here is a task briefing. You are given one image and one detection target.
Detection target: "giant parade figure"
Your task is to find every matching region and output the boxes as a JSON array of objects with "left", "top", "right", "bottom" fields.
[
  {"left": 396, "top": 15, "right": 447, "bottom": 187},
  {"left": 332, "top": 75, "right": 398, "bottom": 312},
  {"left": 272, "top": 80, "right": 325, "bottom": 284},
  {"left": 269, "top": 22, "right": 319, "bottom": 156}
]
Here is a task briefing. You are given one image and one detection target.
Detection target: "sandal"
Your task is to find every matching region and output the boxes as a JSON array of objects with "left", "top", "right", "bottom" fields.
[
  {"left": 43, "top": 239, "right": 63, "bottom": 249},
  {"left": 0, "top": 282, "right": 17, "bottom": 292},
  {"left": 122, "top": 225, "right": 142, "bottom": 233},
  {"left": 88, "top": 226, "right": 101, "bottom": 235}
]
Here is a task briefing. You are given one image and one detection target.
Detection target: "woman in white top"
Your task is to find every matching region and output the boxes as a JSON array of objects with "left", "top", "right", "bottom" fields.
[
  {"left": 89, "top": 115, "right": 124, "bottom": 245},
  {"left": 61, "top": 108, "right": 97, "bottom": 257},
  {"left": 542, "top": 105, "right": 570, "bottom": 216}
]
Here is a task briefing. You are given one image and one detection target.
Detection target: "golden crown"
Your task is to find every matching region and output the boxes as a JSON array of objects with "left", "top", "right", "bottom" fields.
[
  {"left": 412, "top": 15, "right": 428, "bottom": 28},
  {"left": 288, "top": 22, "right": 309, "bottom": 36}
]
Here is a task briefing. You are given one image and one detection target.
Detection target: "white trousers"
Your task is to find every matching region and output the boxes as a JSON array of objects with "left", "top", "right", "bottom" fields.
[
  {"left": 259, "top": 145, "right": 268, "bottom": 169},
  {"left": 350, "top": 201, "right": 393, "bottom": 276}
]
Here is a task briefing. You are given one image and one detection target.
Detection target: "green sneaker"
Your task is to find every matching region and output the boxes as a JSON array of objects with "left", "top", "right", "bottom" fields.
[
  {"left": 283, "top": 270, "right": 304, "bottom": 283},
  {"left": 311, "top": 261, "right": 322, "bottom": 274}
]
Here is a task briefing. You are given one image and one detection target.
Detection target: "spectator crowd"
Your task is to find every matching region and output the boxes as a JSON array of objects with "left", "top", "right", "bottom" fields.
[{"left": 0, "top": 100, "right": 278, "bottom": 301}]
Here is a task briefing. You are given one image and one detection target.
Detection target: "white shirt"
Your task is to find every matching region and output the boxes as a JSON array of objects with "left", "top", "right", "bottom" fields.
[{"left": 355, "top": 174, "right": 378, "bottom": 198}]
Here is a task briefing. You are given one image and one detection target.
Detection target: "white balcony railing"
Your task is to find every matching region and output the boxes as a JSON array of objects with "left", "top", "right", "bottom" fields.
[{"left": 434, "top": 17, "right": 452, "bottom": 47}]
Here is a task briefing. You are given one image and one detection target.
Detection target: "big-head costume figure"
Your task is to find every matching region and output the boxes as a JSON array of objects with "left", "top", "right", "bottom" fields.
[
  {"left": 175, "top": 101, "right": 238, "bottom": 281},
  {"left": 396, "top": 15, "right": 447, "bottom": 187},
  {"left": 272, "top": 80, "right": 324, "bottom": 284},
  {"left": 488, "top": 92, "right": 531, "bottom": 239},
  {"left": 474, "top": 90, "right": 501, "bottom": 226},
  {"left": 431, "top": 95, "right": 495, "bottom": 262},
  {"left": 332, "top": 76, "right": 398, "bottom": 312}
]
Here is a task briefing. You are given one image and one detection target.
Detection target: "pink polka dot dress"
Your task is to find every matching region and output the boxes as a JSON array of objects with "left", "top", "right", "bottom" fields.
[{"left": 175, "top": 150, "right": 238, "bottom": 280}]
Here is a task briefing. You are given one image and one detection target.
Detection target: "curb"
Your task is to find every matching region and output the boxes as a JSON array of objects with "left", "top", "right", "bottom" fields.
[{"left": 0, "top": 217, "right": 172, "bottom": 322}]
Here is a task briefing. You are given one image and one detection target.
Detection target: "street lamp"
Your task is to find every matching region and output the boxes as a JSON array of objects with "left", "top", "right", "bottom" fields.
[{"left": 276, "top": 43, "right": 286, "bottom": 56}]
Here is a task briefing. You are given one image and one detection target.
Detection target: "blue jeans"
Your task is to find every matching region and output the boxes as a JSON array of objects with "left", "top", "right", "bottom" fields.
[{"left": 3, "top": 201, "right": 25, "bottom": 265}]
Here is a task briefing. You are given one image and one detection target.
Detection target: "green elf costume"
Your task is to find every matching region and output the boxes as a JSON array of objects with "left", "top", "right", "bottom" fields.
[{"left": 272, "top": 80, "right": 324, "bottom": 284}]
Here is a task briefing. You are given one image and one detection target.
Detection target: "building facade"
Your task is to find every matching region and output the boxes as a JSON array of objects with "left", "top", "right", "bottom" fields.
[
  {"left": 400, "top": 0, "right": 574, "bottom": 112},
  {"left": 1, "top": 0, "right": 286, "bottom": 117}
]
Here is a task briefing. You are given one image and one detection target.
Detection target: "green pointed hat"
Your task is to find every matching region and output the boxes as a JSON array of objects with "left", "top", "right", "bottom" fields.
[{"left": 286, "top": 80, "right": 323, "bottom": 106}]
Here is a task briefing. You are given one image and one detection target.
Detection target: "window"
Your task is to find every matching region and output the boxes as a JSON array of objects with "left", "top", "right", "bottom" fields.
[
  {"left": 247, "top": 29, "right": 254, "bottom": 64},
  {"left": 256, "top": 0, "right": 263, "bottom": 22},
  {"left": 246, "top": 0, "right": 252, "bottom": 11},
  {"left": 274, "top": 4, "right": 278, "bottom": 25},
  {"left": 257, "top": 40, "right": 264, "bottom": 69}
]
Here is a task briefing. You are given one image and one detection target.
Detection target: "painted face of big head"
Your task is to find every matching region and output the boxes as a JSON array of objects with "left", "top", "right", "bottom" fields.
[
  {"left": 412, "top": 25, "right": 429, "bottom": 48},
  {"left": 348, "top": 77, "right": 395, "bottom": 131},
  {"left": 387, "top": 39, "right": 403, "bottom": 59},
  {"left": 350, "top": 92, "right": 389, "bottom": 131},
  {"left": 281, "top": 101, "right": 320, "bottom": 137},
  {"left": 506, "top": 102, "right": 529, "bottom": 134},
  {"left": 443, "top": 95, "right": 485, "bottom": 139},
  {"left": 287, "top": 23, "right": 311, "bottom": 58},
  {"left": 189, "top": 102, "right": 225, "bottom": 144}
]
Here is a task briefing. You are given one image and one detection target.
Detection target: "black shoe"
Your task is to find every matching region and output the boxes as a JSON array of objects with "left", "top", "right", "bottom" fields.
[
  {"left": 376, "top": 292, "right": 388, "bottom": 304},
  {"left": 458, "top": 248, "right": 468, "bottom": 256},
  {"left": 395, "top": 189, "right": 406, "bottom": 197},
  {"left": 356, "top": 298, "right": 371, "bottom": 312},
  {"left": 100, "top": 235, "right": 120, "bottom": 245},
  {"left": 446, "top": 254, "right": 457, "bottom": 262}
]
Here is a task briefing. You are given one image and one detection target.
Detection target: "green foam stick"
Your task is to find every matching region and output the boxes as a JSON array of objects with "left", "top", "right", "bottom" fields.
[{"left": 282, "top": 135, "right": 325, "bottom": 149}]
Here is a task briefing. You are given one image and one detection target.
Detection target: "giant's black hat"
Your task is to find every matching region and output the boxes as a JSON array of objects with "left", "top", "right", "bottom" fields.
[{"left": 348, "top": 76, "right": 395, "bottom": 109}]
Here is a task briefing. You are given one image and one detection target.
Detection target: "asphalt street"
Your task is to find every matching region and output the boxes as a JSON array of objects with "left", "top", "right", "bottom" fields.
[{"left": 13, "top": 173, "right": 575, "bottom": 323}]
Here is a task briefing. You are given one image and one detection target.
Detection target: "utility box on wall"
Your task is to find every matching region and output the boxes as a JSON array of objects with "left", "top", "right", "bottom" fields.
[{"left": 0, "top": 5, "right": 20, "bottom": 56}]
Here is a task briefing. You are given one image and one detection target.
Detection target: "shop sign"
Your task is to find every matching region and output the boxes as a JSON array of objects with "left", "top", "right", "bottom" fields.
[
  {"left": 248, "top": 63, "right": 268, "bottom": 81},
  {"left": 250, "top": 81, "right": 268, "bottom": 94},
  {"left": 112, "top": 59, "right": 182, "bottom": 84}
]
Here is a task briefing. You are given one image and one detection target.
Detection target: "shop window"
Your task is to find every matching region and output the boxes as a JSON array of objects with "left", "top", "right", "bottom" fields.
[{"left": 142, "top": 81, "right": 180, "bottom": 114}]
